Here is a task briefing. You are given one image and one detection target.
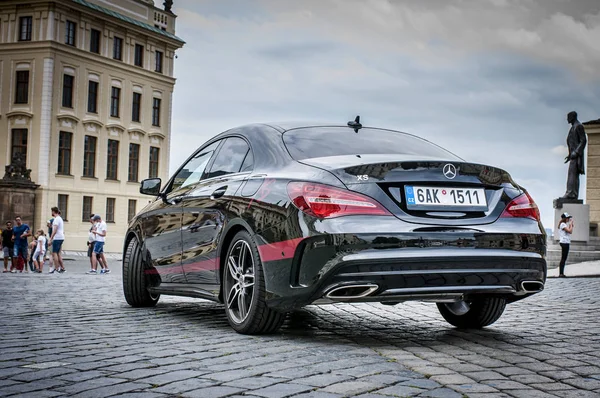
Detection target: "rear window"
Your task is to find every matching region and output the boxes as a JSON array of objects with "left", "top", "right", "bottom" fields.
[{"left": 283, "top": 127, "right": 460, "bottom": 160}]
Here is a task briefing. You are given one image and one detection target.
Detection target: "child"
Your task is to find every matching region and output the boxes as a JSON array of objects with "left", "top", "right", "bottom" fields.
[{"left": 33, "top": 229, "right": 47, "bottom": 273}]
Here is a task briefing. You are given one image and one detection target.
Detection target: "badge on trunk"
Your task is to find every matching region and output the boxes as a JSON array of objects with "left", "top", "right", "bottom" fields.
[{"left": 443, "top": 164, "right": 457, "bottom": 179}]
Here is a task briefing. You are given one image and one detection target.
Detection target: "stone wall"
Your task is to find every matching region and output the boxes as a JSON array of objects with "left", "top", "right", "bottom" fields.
[
  {"left": 584, "top": 122, "right": 600, "bottom": 226},
  {"left": 0, "top": 183, "right": 37, "bottom": 230}
]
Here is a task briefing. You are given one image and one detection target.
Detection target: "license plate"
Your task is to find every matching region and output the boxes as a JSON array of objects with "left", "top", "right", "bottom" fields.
[{"left": 405, "top": 186, "right": 487, "bottom": 208}]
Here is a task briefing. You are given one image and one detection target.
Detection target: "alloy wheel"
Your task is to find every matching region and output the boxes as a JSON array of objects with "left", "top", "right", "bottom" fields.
[{"left": 225, "top": 240, "right": 256, "bottom": 324}]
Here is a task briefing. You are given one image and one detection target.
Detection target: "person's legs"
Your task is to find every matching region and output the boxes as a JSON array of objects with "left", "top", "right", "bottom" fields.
[
  {"left": 559, "top": 243, "right": 570, "bottom": 276},
  {"left": 51, "top": 240, "right": 65, "bottom": 272},
  {"left": 3, "top": 247, "right": 10, "bottom": 271}
]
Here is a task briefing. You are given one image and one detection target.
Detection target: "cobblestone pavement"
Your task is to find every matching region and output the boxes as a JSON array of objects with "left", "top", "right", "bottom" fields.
[{"left": 1, "top": 257, "right": 600, "bottom": 398}]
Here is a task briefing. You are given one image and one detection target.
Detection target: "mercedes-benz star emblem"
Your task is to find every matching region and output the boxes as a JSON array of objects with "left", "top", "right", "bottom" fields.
[{"left": 443, "top": 164, "right": 457, "bottom": 179}]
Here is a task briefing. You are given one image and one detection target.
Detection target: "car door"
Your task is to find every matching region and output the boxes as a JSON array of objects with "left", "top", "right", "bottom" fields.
[
  {"left": 141, "top": 141, "right": 221, "bottom": 284},
  {"left": 181, "top": 136, "right": 254, "bottom": 287}
]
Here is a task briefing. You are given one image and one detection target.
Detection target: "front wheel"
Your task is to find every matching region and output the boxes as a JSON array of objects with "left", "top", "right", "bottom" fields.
[
  {"left": 223, "top": 231, "right": 285, "bottom": 334},
  {"left": 437, "top": 297, "right": 506, "bottom": 329},
  {"left": 123, "top": 237, "right": 159, "bottom": 307}
]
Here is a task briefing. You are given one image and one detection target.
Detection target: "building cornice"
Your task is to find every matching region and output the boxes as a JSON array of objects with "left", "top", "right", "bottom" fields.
[
  {"left": 583, "top": 119, "right": 600, "bottom": 135},
  {"left": 6, "top": 110, "right": 34, "bottom": 119},
  {"left": 0, "top": 41, "right": 178, "bottom": 85},
  {"left": 128, "top": 127, "right": 146, "bottom": 135},
  {"left": 57, "top": 114, "right": 81, "bottom": 124},
  {"left": 148, "top": 131, "right": 166, "bottom": 139}
]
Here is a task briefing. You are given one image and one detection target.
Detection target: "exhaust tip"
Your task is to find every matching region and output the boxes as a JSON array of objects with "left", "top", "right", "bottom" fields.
[
  {"left": 326, "top": 284, "right": 379, "bottom": 299},
  {"left": 521, "top": 281, "right": 544, "bottom": 293}
]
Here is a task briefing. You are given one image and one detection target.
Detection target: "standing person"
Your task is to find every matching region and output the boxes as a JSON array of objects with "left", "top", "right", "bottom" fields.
[
  {"left": 45, "top": 218, "right": 53, "bottom": 264},
  {"left": 48, "top": 207, "right": 66, "bottom": 274},
  {"left": 12, "top": 216, "right": 31, "bottom": 273},
  {"left": 1, "top": 221, "right": 15, "bottom": 273},
  {"left": 558, "top": 213, "right": 574, "bottom": 278},
  {"left": 87, "top": 214, "right": 110, "bottom": 274},
  {"left": 87, "top": 214, "right": 107, "bottom": 272},
  {"left": 33, "top": 229, "right": 47, "bottom": 273},
  {"left": 28, "top": 236, "right": 37, "bottom": 272}
]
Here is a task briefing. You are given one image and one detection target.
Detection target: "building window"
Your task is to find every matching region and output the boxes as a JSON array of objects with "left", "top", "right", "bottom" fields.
[
  {"left": 149, "top": 146, "right": 160, "bottom": 178},
  {"left": 107, "top": 139, "right": 119, "bottom": 180},
  {"left": 110, "top": 86, "right": 120, "bottom": 117},
  {"left": 113, "top": 36, "right": 123, "bottom": 60},
  {"left": 134, "top": 44, "right": 144, "bottom": 67},
  {"left": 155, "top": 50, "right": 163, "bottom": 73},
  {"left": 65, "top": 20, "right": 76, "bottom": 46},
  {"left": 19, "top": 17, "right": 32, "bottom": 41},
  {"left": 83, "top": 135, "right": 97, "bottom": 177},
  {"left": 58, "top": 131, "right": 72, "bottom": 175},
  {"left": 90, "top": 28, "right": 101, "bottom": 53},
  {"left": 58, "top": 194, "right": 69, "bottom": 221},
  {"left": 132, "top": 92, "right": 141, "bottom": 122},
  {"left": 87, "top": 81, "right": 98, "bottom": 113},
  {"left": 15, "top": 70, "right": 29, "bottom": 104},
  {"left": 82, "top": 196, "right": 93, "bottom": 222},
  {"left": 11, "top": 129, "right": 28, "bottom": 166},
  {"left": 62, "top": 74, "right": 74, "bottom": 108},
  {"left": 128, "top": 143, "right": 140, "bottom": 182},
  {"left": 128, "top": 199, "right": 137, "bottom": 222},
  {"left": 106, "top": 198, "right": 115, "bottom": 223},
  {"left": 152, "top": 98, "right": 161, "bottom": 126}
]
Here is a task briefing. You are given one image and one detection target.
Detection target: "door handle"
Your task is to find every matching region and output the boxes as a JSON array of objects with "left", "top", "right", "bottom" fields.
[{"left": 210, "top": 186, "right": 227, "bottom": 199}]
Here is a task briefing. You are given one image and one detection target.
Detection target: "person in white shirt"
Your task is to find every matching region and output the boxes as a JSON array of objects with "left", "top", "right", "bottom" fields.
[
  {"left": 48, "top": 207, "right": 66, "bottom": 273},
  {"left": 87, "top": 214, "right": 107, "bottom": 272},
  {"left": 558, "top": 212, "right": 574, "bottom": 278},
  {"left": 87, "top": 214, "right": 110, "bottom": 275},
  {"left": 33, "top": 229, "right": 47, "bottom": 273}
]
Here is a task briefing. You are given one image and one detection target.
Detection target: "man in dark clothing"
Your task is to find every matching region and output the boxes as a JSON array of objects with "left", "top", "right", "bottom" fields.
[
  {"left": 562, "top": 111, "right": 587, "bottom": 199},
  {"left": 1, "top": 221, "right": 15, "bottom": 272},
  {"left": 12, "top": 216, "right": 31, "bottom": 272}
]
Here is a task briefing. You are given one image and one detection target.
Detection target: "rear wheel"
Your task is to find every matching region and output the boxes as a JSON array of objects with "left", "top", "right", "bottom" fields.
[
  {"left": 123, "top": 237, "right": 159, "bottom": 307},
  {"left": 223, "top": 231, "right": 285, "bottom": 334},
  {"left": 437, "top": 297, "right": 506, "bottom": 329}
]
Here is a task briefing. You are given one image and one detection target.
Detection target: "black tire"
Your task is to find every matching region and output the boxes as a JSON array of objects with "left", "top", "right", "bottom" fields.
[
  {"left": 437, "top": 297, "right": 506, "bottom": 329},
  {"left": 123, "top": 237, "right": 159, "bottom": 307},
  {"left": 223, "top": 231, "right": 285, "bottom": 334}
]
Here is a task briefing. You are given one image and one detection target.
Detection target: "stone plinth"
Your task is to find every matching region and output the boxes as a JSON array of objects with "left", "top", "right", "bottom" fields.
[
  {"left": 554, "top": 203, "right": 590, "bottom": 243},
  {"left": 0, "top": 180, "right": 39, "bottom": 229}
]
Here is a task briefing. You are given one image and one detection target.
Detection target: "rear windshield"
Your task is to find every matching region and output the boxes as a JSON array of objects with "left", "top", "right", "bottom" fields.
[{"left": 283, "top": 127, "right": 460, "bottom": 160}]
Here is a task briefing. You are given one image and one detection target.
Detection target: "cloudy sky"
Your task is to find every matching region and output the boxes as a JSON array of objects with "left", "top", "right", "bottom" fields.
[{"left": 157, "top": 0, "right": 600, "bottom": 229}]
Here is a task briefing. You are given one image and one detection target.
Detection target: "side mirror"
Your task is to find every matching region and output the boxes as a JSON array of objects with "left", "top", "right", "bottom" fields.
[{"left": 140, "top": 178, "right": 162, "bottom": 196}]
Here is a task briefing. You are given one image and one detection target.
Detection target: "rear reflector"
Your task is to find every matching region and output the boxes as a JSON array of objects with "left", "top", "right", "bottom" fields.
[
  {"left": 287, "top": 182, "right": 390, "bottom": 219},
  {"left": 500, "top": 192, "right": 540, "bottom": 221}
]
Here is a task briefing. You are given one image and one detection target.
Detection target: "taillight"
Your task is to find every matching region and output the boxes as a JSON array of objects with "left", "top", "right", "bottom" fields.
[
  {"left": 501, "top": 192, "right": 540, "bottom": 221},
  {"left": 287, "top": 182, "right": 391, "bottom": 219}
]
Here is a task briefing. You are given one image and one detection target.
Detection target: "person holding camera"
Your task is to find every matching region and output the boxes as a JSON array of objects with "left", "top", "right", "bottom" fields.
[{"left": 558, "top": 213, "right": 574, "bottom": 278}]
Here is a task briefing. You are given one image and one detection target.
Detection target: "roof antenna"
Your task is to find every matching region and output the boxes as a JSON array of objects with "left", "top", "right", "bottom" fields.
[{"left": 347, "top": 115, "right": 362, "bottom": 133}]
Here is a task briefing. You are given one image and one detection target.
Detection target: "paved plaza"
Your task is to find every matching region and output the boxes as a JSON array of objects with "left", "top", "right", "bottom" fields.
[{"left": 1, "top": 256, "right": 600, "bottom": 398}]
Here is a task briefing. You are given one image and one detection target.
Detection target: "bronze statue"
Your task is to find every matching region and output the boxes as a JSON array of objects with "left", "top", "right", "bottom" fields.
[
  {"left": 562, "top": 111, "right": 587, "bottom": 199},
  {"left": 2, "top": 152, "right": 32, "bottom": 181},
  {"left": 164, "top": 0, "right": 173, "bottom": 12}
]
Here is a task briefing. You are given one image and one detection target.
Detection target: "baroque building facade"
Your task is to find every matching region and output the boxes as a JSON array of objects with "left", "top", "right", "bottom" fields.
[{"left": 0, "top": 0, "right": 184, "bottom": 250}]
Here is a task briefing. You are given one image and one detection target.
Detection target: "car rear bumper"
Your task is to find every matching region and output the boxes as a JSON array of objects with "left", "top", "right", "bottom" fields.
[{"left": 258, "top": 230, "right": 547, "bottom": 311}]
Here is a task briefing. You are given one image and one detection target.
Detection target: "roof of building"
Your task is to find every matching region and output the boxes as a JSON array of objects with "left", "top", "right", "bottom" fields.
[
  {"left": 583, "top": 119, "right": 600, "bottom": 126},
  {"left": 72, "top": 0, "right": 185, "bottom": 44}
]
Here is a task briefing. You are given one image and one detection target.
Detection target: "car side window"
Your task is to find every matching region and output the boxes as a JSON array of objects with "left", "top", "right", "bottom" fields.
[
  {"left": 204, "top": 137, "right": 251, "bottom": 180},
  {"left": 171, "top": 141, "right": 220, "bottom": 192},
  {"left": 240, "top": 149, "right": 254, "bottom": 173}
]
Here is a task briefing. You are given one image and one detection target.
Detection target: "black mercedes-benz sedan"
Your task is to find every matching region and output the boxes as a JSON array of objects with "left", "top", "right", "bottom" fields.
[{"left": 123, "top": 119, "right": 547, "bottom": 334}]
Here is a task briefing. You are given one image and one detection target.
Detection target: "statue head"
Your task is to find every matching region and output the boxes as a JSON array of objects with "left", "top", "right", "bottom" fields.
[{"left": 567, "top": 111, "right": 578, "bottom": 124}]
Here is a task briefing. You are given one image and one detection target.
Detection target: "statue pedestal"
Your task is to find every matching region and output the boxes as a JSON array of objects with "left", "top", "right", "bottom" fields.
[
  {"left": 0, "top": 180, "right": 39, "bottom": 229},
  {"left": 553, "top": 202, "right": 590, "bottom": 243}
]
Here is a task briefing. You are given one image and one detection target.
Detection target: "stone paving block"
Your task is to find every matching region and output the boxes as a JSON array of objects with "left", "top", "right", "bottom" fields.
[
  {"left": 287, "top": 392, "right": 343, "bottom": 398},
  {"left": 462, "top": 371, "right": 508, "bottom": 382},
  {"left": 69, "top": 382, "right": 151, "bottom": 398},
  {"left": 429, "top": 373, "right": 475, "bottom": 385},
  {"left": 111, "top": 393, "right": 170, "bottom": 398},
  {"left": 151, "top": 378, "right": 216, "bottom": 394},
  {"left": 375, "top": 384, "right": 426, "bottom": 396},
  {"left": 248, "top": 383, "right": 313, "bottom": 398},
  {"left": 224, "top": 376, "right": 288, "bottom": 390},
  {"left": 417, "top": 388, "right": 464, "bottom": 398},
  {"left": 56, "top": 370, "right": 115, "bottom": 382},
  {"left": 530, "top": 382, "right": 576, "bottom": 391},
  {"left": 6, "top": 390, "right": 65, "bottom": 398},
  {"left": 504, "top": 389, "right": 559, "bottom": 398},
  {"left": 410, "top": 366, "right": 456, "bottom": 376},
  {"left": 447, "top": 383, "right": 500, "bottom": 394},
  {"left": 139, "top": 370, "right": 207, "bottom": 386},
  {"left": 483, "top": 379, "right": 533, "bottom": 390},
  {"left": 552, "top": 390, "right": 600, "bottom": 398},
  {"left": 0, "top": 378, "right": 67, "bottom": 396},
  {"left": 562, "top": 377, "right": 600, "bottom": 390},
  {"left": 291, "top": 373, "right": 354, "bottom": 388}
]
